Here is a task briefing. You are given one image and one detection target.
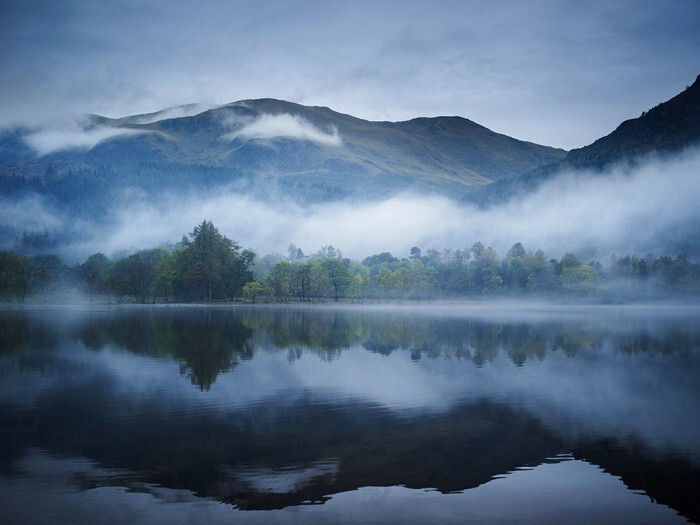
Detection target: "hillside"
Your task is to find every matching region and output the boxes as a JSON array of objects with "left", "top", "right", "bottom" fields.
[
  {"left": 471, "top": 74, "right": 700, "bottom": 206},
  {"left": 566, "top": 74, "right": 700, "bottom": 167},
  {"left": 0, "top": 99, "right": 565, "bottom": 208}
]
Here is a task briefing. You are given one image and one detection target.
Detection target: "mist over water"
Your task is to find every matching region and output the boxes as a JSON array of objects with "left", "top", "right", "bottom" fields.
[
  {"left": 1, "top": 147, "right": 699, "bottom": 263},
  {"left": 0, "top": 304, "right": 698, "bottom": 524}
]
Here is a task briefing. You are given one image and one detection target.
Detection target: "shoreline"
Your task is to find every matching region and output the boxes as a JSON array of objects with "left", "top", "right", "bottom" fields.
[{"left": 3, "top": 297, "right": 700, "bottom": 317}]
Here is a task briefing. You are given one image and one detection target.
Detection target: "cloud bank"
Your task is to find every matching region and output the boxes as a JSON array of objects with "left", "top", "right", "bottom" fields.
[
  {"left": 222, "top": 114, "right": 342, "bottom": 146},
  {"left": 23, "top": 118, "right": 148, "bottom": 156},
  {"left": 2, "top": 148, "right": 699, "bottom": 263}
]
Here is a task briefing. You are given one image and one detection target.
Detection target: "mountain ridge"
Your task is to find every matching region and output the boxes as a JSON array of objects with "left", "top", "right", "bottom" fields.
[
  {"left": 1, "top": 73, "right": 698, "bottom": 217},
  {"left": 469, "top": 74, "right": 700, "bottom": 206},
  {"left": 0, "top": 98, "right": 566, "bottom": 206}
]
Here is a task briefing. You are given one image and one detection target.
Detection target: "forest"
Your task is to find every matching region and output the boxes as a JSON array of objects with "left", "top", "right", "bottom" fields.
[{"left": 0, "top": 220, "right": 699, "bottom": 303}]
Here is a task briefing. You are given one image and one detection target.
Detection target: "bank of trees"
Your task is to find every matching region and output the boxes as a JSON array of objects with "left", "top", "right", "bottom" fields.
[
  {"left": 0, "top": 221, "right": 255, "bottom": 303},
  {"left": 254, "top": 241, "right": 700, "bottom": 302},
  {"left": 256, "top": 241, "right": 700, "bottom": 301},
  {"left": 1, "top": 223, "right": 699, "bottom": 302}
]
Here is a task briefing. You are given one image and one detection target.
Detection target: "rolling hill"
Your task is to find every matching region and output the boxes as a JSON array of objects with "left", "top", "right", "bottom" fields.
[{"left": 0, "top": 99, "right": 566, "bottom": 209}]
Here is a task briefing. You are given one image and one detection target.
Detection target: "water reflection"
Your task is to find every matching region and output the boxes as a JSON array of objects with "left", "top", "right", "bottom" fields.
[
  {"left": 0, "top": 304, "right": 699, "bottom": 524},
  {"left": 1, "top": 450, "right": 686, "bottom": 525},
  {"left": 6, "top": 303, "right": 692, "bottom": 368}
]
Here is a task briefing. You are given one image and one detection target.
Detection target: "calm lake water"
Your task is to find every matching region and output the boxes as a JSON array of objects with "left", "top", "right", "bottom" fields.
[{"left": 1, "top": 303, "right": 699, "bottom": 524}]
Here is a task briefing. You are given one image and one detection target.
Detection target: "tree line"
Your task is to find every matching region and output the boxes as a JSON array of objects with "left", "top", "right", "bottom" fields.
[
  {"left": 1, "top": 221, "right": 699, "bottom": 302},
  {"left": 0, "top": 221, "right": 254, "bottom": 303},
  {"left": 258, "top": 242, "right": 700, "bottom": 302}
]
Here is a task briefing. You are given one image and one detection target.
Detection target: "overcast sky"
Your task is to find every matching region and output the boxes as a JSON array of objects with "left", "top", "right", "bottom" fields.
[{"left": 1, "top": 0, "right": 699, "bottom": 150}]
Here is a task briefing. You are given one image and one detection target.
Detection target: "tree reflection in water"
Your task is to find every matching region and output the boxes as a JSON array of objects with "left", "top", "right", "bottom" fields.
[{"left": 1, "top": 304, "right": 699, "bottom": 523}]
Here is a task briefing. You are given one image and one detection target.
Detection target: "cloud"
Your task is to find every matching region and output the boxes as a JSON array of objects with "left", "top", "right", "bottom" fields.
[
  {"left": 0, "top": 193, "right": 65, "bottom": 232},
  {"left": 128, "top": 103, "right": 218, "bottom": 125},
  {"left": 23, "top": 118, "right": 149, "bottom": 156},
  {"left": 3, "top": 147, "right": 700, "bottom": 264},
  {"left": 222, "top": 114, "right": 342, "bottom": 146},
  {"left": 3, "top": 1, "right": 699, "bottom": 149}
]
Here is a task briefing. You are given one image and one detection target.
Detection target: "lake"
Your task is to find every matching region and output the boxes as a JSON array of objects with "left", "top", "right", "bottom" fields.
[{"left": 1, "top": 302, "right": 699, "bottom": 524}]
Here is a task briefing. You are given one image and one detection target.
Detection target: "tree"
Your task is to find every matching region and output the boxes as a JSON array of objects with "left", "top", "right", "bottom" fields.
[
  {"left": 316, "top": 245, "right": 342, "bottom": 259},
  {"left": 375, "top": 267, "right": 394, "bottom": 299},
  {"left": 322, "top": 258, "right": 351, "bottom": 301},
  {"left": 26, "top": 254, "right": 66, "bottom": 298},
  {"left": 502, "top": 242, "right": 529, "bottom": 293},
  {"left": 391, "top": 266, "right": 410, "bottom": 299},
  {"left": 131, "top": 249, "right": 168, "bottom": 303},
  {"left": 174, "top": 221, "right": 254, "bottom": 302},
  {"left": 525, "top": 249, "right": 557, "bottom": 293},
  {"left": 469, "top": 245, "right": 502, "bottom": 294},
  {"left": 362, "top": 252, "right": 398, "bottom": 270},
  {"left": 471, "top": 241, "right": 485, "bottom": 258},
  {"left": 154, "top": 252, "right": 176, "bottom": 301},
  {"left": 0, "top": 250, "right": 26, "bottom": 301},
  {"left": 561, "top": 263, "right": 598, "bottom": 294},
  {"left": 242, "top": 281, "right": 264, "bottom": 303},
  {"left": 177, "top": 221, "right": 229, "bottom": 301},
  {"left": 224, "top": 248, "right": 255, "bottom": 300},
  {"left": 288, "top": 243, "right": 304, "bottom": 260},
  {"left": 506, "top": 242, "right": 526, "bottom": 259},
  {"left": 290, "top": 260, "right": 314, "bottom": 301},
  {"left": 253, "top": 252, "right": 285, "bottom": 282},
  {"left": 104, "top": 249, "right": 167, "bottom": 303},
  {"left": 104, "top": 258, "right": 131, "bottom": 301},
  {"left": 348, "top": 262, "right": 371, "bottom": 301},
  {"left": 80, "top": 253, "right": 111, "bottom": 296},
  {"left": 437, "top": 248, "right": 470, "bottom": 294},
  {"left": 409, "top": 258, "right": 436, "bottom": 299},
  {"left": 266, "top": 261, "right": 292, "bottom": 301}
]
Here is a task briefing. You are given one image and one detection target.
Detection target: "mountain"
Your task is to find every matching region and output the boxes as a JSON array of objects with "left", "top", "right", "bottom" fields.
[
  {"left": 0, "top": 99, "right": 566, "bottom": 209},
  {"left": 471, "top": 74, "right": 700, "bottom": 206},
  {"left": 566, "top": 74, "right": 700, "bottom": 167}
]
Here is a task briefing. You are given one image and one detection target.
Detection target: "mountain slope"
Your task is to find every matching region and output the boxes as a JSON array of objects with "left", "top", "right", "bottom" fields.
[
  {"left": 0, "top": 99, "right": 566, "bottom": 206},
  {"left": 566, "top": 74, "right": 700, "bottom": 167},
  {"left": 471, "top": 74, "right": 700, "bottom": 206}
]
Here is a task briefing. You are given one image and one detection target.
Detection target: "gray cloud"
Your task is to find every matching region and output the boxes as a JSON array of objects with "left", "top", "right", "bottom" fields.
[
  {"left": 0, "top": 1, "right": 698, "bottom": 149},
  {"left": 6, "top": 147, "right": 694, "bottom": 264}
]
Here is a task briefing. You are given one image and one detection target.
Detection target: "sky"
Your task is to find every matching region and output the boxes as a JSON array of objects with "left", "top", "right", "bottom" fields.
[{"left": 1, "top": 0, "right": 699, "bottom": 150}]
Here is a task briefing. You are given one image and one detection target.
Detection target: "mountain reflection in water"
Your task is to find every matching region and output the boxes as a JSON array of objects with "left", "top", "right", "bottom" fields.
[{"left": 0, "top": 304, "right": 698, "bottom": 524}]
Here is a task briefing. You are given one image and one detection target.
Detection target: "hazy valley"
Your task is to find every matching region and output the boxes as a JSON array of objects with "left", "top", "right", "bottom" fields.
[{"left": 0, "top": 74, "right": 699, "bottom": 302}]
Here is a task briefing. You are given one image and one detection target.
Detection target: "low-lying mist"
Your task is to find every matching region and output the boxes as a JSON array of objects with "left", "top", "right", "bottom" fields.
[
  {"left": 21, "top": 116, "right": 152, "bottom": 156},
  {"left": 2, "top": 147, "right": 699, "bottom": 263}
]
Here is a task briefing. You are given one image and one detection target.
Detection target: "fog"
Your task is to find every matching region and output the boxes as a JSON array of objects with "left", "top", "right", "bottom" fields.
[
  {"left": 2, "top": 308, "right": 699, "bottom": 461},
  {"left": 22, "top": 116, "right": 152, "bottom": 156},
  {"left": 128, "top": 103, "right": 218, "bottom": 125},
  {"left": 221, "top": 113, "right": 342, "bottom": 146},
  {"left": 1, "top": 306, "right": 698, "bottom": 522},
  {"left": 1, "top": 147, "right": 699, "bottom": 263}
]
